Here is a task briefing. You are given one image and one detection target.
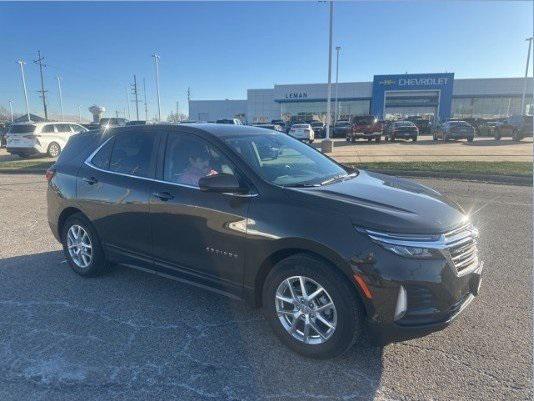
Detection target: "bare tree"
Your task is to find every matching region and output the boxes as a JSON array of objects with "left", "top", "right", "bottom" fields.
[{"left": 167, "top": 111, "right": 188, "bottom": 123}]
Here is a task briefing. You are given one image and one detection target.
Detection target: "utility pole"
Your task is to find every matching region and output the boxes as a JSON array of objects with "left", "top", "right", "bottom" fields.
[
  {"left": 131, "top": 74, "right": 140, "bottom": 120},
  {"left": 143, "top": 78, "right": 148, "bottom": 121},
  {"left": 321, "top": 1, "right": 334, "bottom": 153},
  {"left": 56, "top": 75, "right": 64, "bottom": 120},
  {"left": 334, "top": 46, "right": 341, "bottom": 126},
  {"left": 9, "top": 100, "right": 14, "bottom": 122},
  {"left": 152, "top": 53, "right": 161, "bottom": 121},
  {"left": 34, "top": 50, "right": 49, "bottom": 120},
  {"left": 521, "top": 37, "right": 533, "bottom": 116},
  {"left": 17, "top": 60, "right": 31, "bottom": 121},
  {"left": 125, "top": 86, "right": 131, "bottom": 119},
  {"left": 187, "top": 87, "right": 191, "bottom": 118}
]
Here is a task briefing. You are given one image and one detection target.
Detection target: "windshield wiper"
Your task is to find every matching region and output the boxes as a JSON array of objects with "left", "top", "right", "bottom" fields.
[
  {"left": 320, "top": 173, "right": 356, "bottom": 186},
  {"left": 284, "top": 182, "right": 321, "bottom": 188}
]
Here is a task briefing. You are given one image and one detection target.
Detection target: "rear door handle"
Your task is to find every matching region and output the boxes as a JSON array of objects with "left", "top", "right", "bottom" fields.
[
  {"left": 82, "top": 176, "right": 98, "bottom": 185},
  {"left": 152, "top": 191, "right": 174, "bottom": 201}
]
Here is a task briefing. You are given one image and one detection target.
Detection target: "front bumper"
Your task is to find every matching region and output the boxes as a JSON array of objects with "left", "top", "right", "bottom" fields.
[
  {"left": 351, "top": 240, "right": 483, "bottom": 344},
  {"left": 349, "top": 132, "right": 382, "bottom": 139}
]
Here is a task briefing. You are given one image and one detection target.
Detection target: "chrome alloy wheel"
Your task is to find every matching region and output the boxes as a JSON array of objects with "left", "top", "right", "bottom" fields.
[
  {"left": 275, "top": 276, "right": 337, "bottom": 345},
  {"left": 66, "top": 225, "right": 93, "bottom": 268}
]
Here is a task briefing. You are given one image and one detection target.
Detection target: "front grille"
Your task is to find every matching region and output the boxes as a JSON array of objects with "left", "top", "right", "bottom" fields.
[{"left": 443, "top": 224, "right": 479, "bottom": 274}]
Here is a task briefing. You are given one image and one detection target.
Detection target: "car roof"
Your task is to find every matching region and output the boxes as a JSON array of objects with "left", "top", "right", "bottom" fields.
[{"left": 105, "top": 122, "right": 275, "bottom": 138}]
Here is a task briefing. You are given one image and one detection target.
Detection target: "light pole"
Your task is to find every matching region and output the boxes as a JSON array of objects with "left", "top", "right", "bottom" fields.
[
  {"left": 17, "top": 59, "right": 31, "bottom": 121},
  {"left": 56, "top": 75, "right": 64, "bottom": 120},
  {"left": 152, "top": 53, "right": 162, "bottom": 121},
  {"left": 334, "top": 46, "right": 341, "bottom": 126},
  {"left": 521, "top": 37, "right": 533, "bottom": 116},
  {"left": 8, "top": 100, "right": 14, "bottom": 122},
  {"left": 321, "top": 1, "right": 334, "bottom": 153}
]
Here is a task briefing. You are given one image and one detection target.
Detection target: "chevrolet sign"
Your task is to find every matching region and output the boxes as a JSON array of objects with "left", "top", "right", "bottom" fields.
[{"left": 398, "top": 77, "right": 450, "bottom": 86}]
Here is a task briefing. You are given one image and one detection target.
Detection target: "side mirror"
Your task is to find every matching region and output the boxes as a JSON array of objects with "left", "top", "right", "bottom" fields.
[{"left": 198, "top": 173, "right": 247, "bottom": 194}]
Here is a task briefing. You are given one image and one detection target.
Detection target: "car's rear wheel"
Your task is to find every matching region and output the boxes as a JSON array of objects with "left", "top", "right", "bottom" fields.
[
  {"left": 262, "top": 254, "right": 364, "bottom": 359},
  {"left": 61, "top": 213, "right": 108, "bottom": 276},
  {"left": 47, "top": 142, "right": 61, "bottom": 157}
]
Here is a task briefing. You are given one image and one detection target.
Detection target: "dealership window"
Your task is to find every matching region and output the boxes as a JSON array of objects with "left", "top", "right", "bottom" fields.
[
  {"left": 452, "top": 96, "right": 533, "bottom": 118},
  {"left": 280, "top": 99, "right": 370, "bottom": 122}
]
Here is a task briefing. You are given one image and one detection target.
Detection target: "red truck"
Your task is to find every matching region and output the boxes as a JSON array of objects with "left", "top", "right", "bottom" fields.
[{"left": 346, "top": 115, "right": 383, "bottom": 143}]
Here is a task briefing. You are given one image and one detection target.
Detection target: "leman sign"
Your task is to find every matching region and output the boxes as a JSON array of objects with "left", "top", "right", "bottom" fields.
[
  {"left": 372, "top": 73, "right": 455, "bottom": 122},
  {"left": 285, "top": 92, "right": 308, "bottom": 99}
]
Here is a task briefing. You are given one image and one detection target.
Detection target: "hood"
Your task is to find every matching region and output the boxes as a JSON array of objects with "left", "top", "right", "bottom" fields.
[{"left": 288, "top": 170, "right": 468, "bottom": 234}]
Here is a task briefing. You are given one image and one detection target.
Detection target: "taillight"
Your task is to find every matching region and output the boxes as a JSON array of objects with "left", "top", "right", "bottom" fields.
[{"left": 45, "top": 166, "right": 56, "bottom": 182}]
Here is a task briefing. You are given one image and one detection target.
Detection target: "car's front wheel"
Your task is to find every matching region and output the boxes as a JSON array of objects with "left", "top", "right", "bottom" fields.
[
  {"left": 262, "top": 254, "right": 364, "bottom": 359},
  {"left": 61, "top": 213, "right": 108, "bottom": 276}
]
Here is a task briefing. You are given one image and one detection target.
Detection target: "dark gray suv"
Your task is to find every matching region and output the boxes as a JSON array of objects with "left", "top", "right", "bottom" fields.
[{"left": 47, "top": 124, "right": 482, "bottom": 358}]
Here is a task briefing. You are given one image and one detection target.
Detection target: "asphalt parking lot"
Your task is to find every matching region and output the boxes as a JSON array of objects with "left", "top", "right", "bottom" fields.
[{"left": 0, "top": 174, "right": 531, "bottom": 401}]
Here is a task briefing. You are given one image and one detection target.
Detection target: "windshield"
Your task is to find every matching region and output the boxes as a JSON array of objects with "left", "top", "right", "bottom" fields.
[{"left": 224, "top": 132, "right": 349, "bottom": 187}]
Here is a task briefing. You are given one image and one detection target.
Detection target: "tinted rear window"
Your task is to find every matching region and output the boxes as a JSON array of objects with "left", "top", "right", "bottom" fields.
[
  {"left": 109, "top": 132, "right": 156, "bottom": 177},
  {"left": 90, "top": 138, "right": 115, "bottom": 169},
  {"left": 8, "top": 124, "right": 36, "bottom": 134}
]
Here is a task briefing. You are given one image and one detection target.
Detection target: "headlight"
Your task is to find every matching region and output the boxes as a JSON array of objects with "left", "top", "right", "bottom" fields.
[
  {"left": 358, "top": 228, "right": 442, "bottom": 259},
  {"left": 379, "top": 243, "right": 435, "bottom": 258}
]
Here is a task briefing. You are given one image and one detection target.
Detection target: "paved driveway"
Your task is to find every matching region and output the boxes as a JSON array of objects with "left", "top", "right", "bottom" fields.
[{"left": 0, "top": 174, "right": 531, "bottom": 400}]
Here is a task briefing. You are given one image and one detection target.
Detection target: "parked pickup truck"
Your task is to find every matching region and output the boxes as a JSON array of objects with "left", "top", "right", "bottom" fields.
[{"left": 346, "top": 115, "right": 383, "bottom": 143}]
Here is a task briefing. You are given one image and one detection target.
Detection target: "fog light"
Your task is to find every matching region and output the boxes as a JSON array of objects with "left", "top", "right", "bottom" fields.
[{"left": 394, "top": 286, "right": 407, "bottom": 321}]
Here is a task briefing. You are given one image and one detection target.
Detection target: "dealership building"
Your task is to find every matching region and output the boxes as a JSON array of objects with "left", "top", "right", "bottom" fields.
[{"left": 189, "top": 73, "right": 534, "bottom": 123}]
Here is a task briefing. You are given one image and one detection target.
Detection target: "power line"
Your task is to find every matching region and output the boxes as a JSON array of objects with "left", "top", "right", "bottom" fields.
[{"left": 33, "top": 50, "right": 49, "bottom": 120}]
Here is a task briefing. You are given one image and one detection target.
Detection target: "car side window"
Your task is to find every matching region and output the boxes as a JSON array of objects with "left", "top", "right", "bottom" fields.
[
  {"left": 56, "top": 124, "right": 72, "bottom": 133},
  {"left": 90, "top": 138, "right": 115, "bottom": 170},
  {"left": 163, "top": 134, "right": 235, "bottom": 187},
  {"left": 41, "top": 124, "right": 56, "bottom": 133},
  {"left": 109, "top": 133, "right": 156, "bottom": 177}
]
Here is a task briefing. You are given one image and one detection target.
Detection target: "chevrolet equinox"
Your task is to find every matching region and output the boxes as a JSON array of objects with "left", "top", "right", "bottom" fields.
[{"left": 47, "top": 124, "right": 482, "bottom": 358}]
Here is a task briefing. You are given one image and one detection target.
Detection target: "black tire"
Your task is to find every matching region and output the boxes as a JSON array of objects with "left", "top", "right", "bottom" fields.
[
  {"left": 345, "top": 137, "right": 350, "bottom": 142},
  {"left": 467, "top": 136, "right": 474, "bottom": 142},
  {"left": 61, "top": 213, "right": 108, "bottom": 277},
  {"left": 384, "top": 136, "right": 389, "bottom": 142},
  {"left": 412, "top": 136, "right": 418, "bottom": 142},
  {"left": 262, "top": 254, "right": 364, "bottom": 359},
  {"left": 47, "top": 142, "right": 61, "bottom": 158}
]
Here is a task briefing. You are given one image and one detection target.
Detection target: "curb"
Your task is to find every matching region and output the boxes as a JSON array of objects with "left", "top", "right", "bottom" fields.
[{"left": 364, "top": 169, "right": 532, "bottom": 186}]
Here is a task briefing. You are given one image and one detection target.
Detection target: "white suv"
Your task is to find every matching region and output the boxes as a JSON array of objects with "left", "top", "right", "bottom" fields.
[
  {"left": 289, "top": 124, "right": 315, "bottom": 143},
  {"left": 6, "top": 122, "right": 88, "bottom": 158}
]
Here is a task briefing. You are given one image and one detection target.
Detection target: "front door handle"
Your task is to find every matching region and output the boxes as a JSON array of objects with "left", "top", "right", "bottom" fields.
[
  {"left": 152, "top": 191, "right": 174, "bottom": 201},
  {"left": 82, "top": 176, "right": 98, "bottom": 185}
]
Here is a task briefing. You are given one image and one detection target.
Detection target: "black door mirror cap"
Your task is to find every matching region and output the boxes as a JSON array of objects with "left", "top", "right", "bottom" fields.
[{"left": 198, "top": 173, "right": 248, "bottom": 194}]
